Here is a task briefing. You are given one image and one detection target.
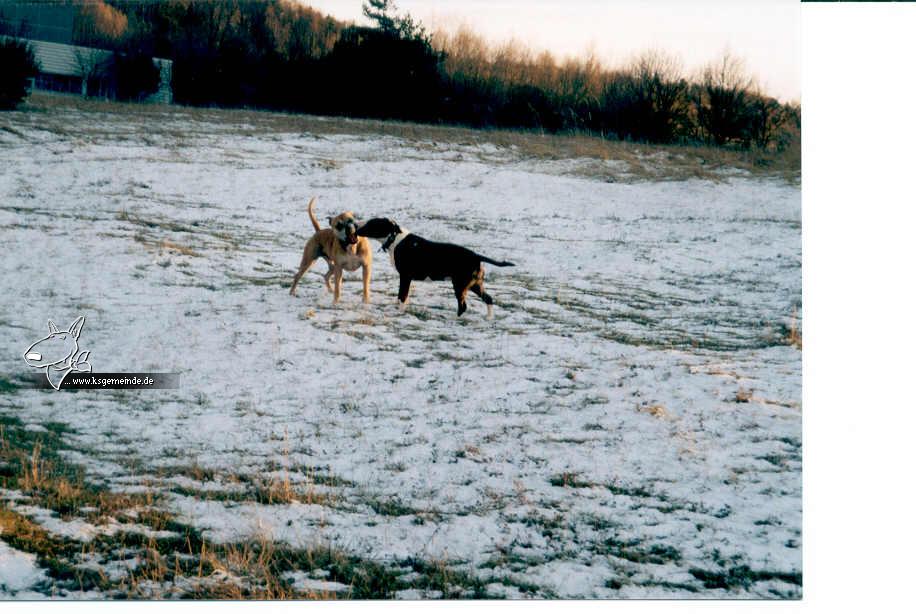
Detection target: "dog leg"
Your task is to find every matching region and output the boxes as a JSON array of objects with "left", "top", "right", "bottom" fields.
[
  {"left": 470, "top": 282, "right": 495, "bottom": 320},
  {"left": 290, "top": 250, "right": 318, "bottom": 296},
  {"left": 362, "top": 264, "right": 372, "bottom": 304},
  {"left": 323, "top": 266, "right": 334, "bottom": 293},
  {"left": 452, "top": 276, "right": 473, "bottom": 317},
  {"left": 398, "top": 276, "right": 412, "bottom": 311},
  {"left": 333, "top": 268, "right": 343, "bottom": 304}
]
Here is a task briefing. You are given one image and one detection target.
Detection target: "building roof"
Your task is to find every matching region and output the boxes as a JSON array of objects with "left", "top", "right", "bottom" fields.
[{"left": 26, "top": 37, "right": 113, "bottom": 77}]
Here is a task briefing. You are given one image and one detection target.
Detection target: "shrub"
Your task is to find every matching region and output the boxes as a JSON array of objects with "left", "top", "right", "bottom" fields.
[
  {"left": 694, "top": 52, "right": 755, "bottom": 146},
  {"left": 597, "top": 51, "right": 690, "bottom": 143},
  {"left": 744, "top": 92, "right": 786, "bottom": 149},
  {"left": 496, "top": 84, "right": 562, "bottom": 132},
  {"left": 111, "top": 50, "right": 160, "bottom": 101},
  {"left": 323, "top": 26, "right": 444, "bottom": 122},
  {"left": 0, "top": 37, "right": 40, "bottom": 110}
]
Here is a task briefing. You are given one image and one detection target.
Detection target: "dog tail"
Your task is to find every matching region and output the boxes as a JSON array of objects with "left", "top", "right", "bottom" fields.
[
  {"left": 307, "top": 197, "right": 321, "bottom": 232},
  {"left": 479, "top": 255, "right": 516, "bottom": 267}
]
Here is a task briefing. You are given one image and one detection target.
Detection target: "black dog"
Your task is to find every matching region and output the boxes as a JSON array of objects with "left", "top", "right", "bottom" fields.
[{"left": 356, "top": 218, "right": 515, "bottom": 318}]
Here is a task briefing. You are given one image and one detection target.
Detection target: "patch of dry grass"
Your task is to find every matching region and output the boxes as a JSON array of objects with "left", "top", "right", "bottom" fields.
[
  {"left": 787, "top": 307, "right": 802, "bottom": 349},
  {"left": 548, "top": 472, "right": 596, "bottom": 489},
  {"left": 155, "top": 454, "right": 350, "bottom": 508},
  {"left": 1, "top": 417, "right": 151, "bottom": 521},
  {"left": 734, "top": 388, "right": 754, "bottom": 403},
  {"left": 168, "top": 476, "right": 337, "bottom": 508},
  {"left": 132, "top": 233, "right": 200, "bottom": 257},
  {"left": 639, "top": 404, "right": 670, "bottom": 420},
  {"left": 0, "top": 414, "right": 405, "bottom": 598},
  {"left": 13, "top": 91, "right": 799, "bottom": 184}
]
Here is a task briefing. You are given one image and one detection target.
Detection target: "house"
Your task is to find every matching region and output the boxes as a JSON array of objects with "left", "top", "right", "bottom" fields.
[
  {"left": 0, "top": 2, "right": 172, "bottom": 103},
  {"left": 20, "top": 37, "right": 173, "bottom": 103},
  {"left": 27, "top": 37, "right": 112, "bottom": 96}
]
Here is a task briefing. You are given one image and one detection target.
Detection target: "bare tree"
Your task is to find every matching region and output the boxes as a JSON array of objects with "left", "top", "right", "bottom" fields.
[
  {"left": 628, "top": 49, "right": 689, "bottom": 142},
  {"left": 745, "top": 87, "right": 788, "bottom": 149},
  {"left": 73, "top": 47, "right": 111, "bottom": 97},
  {"left": 695, "top": 50, "right": 756, "bottom": 145}
]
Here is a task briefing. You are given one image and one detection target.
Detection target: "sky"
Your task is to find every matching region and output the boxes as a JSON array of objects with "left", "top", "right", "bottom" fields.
[{"left": 302, "top": 0, "right": 800, "bottom": 102}]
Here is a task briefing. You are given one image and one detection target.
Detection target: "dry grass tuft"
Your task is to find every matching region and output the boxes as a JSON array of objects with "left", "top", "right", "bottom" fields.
[
  {"left": 549, "top": 472, "right": 595, "bottom": 489},
  {"left": 639, "top": 404, "right": 669, "bottom": 420},
  {"left": 734, "top": 388, "right": 754, "bottom": 403},
  {"left": 787, "top": 307, "right": 802, "bottom": 349}
]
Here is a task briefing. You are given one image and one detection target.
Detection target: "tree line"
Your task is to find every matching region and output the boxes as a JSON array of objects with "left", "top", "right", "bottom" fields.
[{"left": 1, "top": 0, "right": 799, "bottom": 150}]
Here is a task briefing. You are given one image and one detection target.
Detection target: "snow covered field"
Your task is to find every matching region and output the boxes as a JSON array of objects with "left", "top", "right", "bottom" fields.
[{"left": 0, "top": 97, "right": 801, "bottom": 598}]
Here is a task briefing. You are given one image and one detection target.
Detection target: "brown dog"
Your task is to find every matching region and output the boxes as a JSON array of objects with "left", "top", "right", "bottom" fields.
[{"left": 289, "top": 197, "right": 373, "bottom": 304}]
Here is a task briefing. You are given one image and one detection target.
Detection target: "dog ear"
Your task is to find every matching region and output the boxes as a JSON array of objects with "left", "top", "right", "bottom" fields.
[
  {"left": 68, "top": 316, "right": 85, "bottom": 339},
  {"left": 48, "top": 320, "right": 60, "bottom": 334}
]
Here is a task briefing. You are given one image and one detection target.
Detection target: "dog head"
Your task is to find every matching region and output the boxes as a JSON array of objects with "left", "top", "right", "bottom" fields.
[
  {"left": 329, "top": 212, "right": 360, "bottom": 245},
  {"left": 356, "top": 218, "right": 401, "bottom": 240},
  {"left": 23, "top": 318, "right": 83, "bottom": 368}
]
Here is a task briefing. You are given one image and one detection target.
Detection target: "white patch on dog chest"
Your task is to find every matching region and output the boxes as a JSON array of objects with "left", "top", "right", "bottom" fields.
[{"left": 388, "top": 230, "right": 409, "bottom": 268}]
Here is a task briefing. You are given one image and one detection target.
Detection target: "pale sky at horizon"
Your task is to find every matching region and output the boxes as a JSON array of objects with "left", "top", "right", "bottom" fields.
[{"left": 302, "top": 0, "right": 800, "bottom": 102}]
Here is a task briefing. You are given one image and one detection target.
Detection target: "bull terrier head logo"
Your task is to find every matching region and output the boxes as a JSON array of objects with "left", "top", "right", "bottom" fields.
[{"left": 23, "top": 317, "right": 92, "bottom": 390}]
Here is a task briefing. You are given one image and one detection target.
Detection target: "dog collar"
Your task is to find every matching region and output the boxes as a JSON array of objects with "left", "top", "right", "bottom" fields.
[
  {"left": 382, "top": 228, "right": 407, "bottom": 252},
  {"left": 383, "top": 230, "right": 409, "bottom": 267}
]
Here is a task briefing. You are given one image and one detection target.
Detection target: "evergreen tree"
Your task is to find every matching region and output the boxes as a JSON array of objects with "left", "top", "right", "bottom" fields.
[
  {"left": 362, "top": 0, "right": 428, "bottom": 43},
  {"left": 0, "top": 38, "right": 40, "bottom": 110}
]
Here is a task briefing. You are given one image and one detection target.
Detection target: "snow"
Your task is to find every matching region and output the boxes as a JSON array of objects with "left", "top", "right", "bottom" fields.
[
  {"left": 0, "top": 101, "right": 800, "bottom": 598},
  {"left": 0, "top": 492, "right": 179, "bottom": 544},
  {"left": 0, "top": 539, "right": 48, "bottom": 598},
  {"left": 282, "top": 571, "right": 350, "bottom": 595}
]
